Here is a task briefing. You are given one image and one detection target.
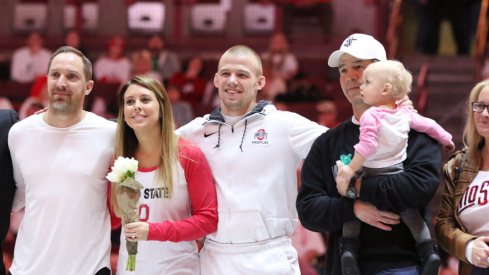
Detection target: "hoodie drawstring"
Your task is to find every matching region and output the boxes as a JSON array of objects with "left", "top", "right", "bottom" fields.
[
  {"left": 214, "top": 124, "right": 222, "bottom": 149},
  {"left": 239, "top": 119, "right": 247, "bottom": 152},
  {"left": 213, "top": 119, "right": 247, "bottom": 152}
]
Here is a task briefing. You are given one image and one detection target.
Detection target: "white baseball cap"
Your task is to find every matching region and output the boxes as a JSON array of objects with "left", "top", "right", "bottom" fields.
[{"left": 328, "top": 33, "right": 387, "bottom": 67}]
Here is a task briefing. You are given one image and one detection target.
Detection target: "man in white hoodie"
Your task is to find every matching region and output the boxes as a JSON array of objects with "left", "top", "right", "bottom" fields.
[{"left": 177, "top": 45, "right": 327, "bottom": 274}]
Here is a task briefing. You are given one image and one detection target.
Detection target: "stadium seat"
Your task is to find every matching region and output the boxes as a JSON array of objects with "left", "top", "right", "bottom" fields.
[
  {"left": 64, "top": 2, "right": 99, "bottom": 30},
  {"left": 14, "top": 3, "right": 47, "bottom": 32},
  {"left": 243, "top": 3, "right": 275, "bottom": 34},
  {"left": 191, "top": 3, "right": 227, "bottom": 34},
  {"left": 128, "top": 2, "right": 165, "bottom": 33}
]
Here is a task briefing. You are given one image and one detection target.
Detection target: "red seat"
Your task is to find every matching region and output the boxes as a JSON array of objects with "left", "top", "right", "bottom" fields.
[
  {"left": 87, "top": 82, "right": 121, "bottom": 116},
  {"left": 0, "top": 80, "right": 33, "bottom": 111}
]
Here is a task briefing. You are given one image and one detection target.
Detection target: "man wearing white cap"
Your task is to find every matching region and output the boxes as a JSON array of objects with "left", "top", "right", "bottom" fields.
[{"left": 297, "top": 33, "right": 442, "bottom": 275}]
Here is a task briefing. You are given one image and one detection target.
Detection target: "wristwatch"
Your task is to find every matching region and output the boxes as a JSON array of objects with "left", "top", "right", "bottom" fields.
[{"left": 346, "top": 177, "right": 359, "bottom": 199}]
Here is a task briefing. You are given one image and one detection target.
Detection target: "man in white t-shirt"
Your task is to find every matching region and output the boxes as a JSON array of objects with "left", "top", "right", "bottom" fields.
[{"left": 8, "top": 46, "right": 116, "bottom": 275}]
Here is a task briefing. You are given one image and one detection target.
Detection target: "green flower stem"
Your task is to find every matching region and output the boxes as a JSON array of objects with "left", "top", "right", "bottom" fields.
[
  {"left": 116, "top": 179, "right": 143, "bottom": 272},
  {"left": 126, "top": 255, "right": 136, "bottom": 271}
]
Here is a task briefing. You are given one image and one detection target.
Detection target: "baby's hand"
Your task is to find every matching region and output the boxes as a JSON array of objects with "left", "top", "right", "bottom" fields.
[
  {"left": 336, "top": 166, "right": 355, "bottom": 196},
  {"left": 444, "top": 141, "right": 455, "bottom": 152}
]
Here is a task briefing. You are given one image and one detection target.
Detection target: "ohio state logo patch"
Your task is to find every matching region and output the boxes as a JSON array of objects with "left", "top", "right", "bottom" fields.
[{"left": 252, "top": 128, "right": 269, "bottom": 144}]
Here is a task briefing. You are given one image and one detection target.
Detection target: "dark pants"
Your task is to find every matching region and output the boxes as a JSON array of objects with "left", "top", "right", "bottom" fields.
[
  {"left": 472, "top": 266, "right": 489, "bottom": 275},
  {"left": 373, "top": 266, "right": 419, "bottom": 275},
  {"left": 416, "top": 0, "right": 470, "bottom": 55}
]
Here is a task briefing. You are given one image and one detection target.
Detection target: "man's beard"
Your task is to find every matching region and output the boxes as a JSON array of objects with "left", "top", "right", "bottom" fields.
[{"left": 50, "top": 97, "right": 81, "bottom": 114}]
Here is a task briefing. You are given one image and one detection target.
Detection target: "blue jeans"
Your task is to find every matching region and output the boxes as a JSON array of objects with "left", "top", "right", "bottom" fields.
[
  {"left": 472, "top": 266, "right": 489, "bottom": 275},
  {"left": 373, "top": 266, "right": 419, "bottom": 275}
]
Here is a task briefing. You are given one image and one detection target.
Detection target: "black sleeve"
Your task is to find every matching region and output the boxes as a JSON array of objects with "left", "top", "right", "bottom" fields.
[
  {"left": 359, "top": 130, "right": 442, "bottom": 212},
  {"left": 297, "top": 133, "right": 356, "bottom": 233},
  {"left": 0, "top": 109, "right": 18, "bottom": 274}
]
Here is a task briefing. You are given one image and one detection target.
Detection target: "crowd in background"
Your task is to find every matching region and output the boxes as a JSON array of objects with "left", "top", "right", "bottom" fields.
[
  {"left": 0, "top": 30, "right": 343, "bottom": 128},
  {"left": 1, "top": 1, "right": 485, "bottom": 273},
  {"left": 0, "top": 29, "right": 339, "bottom": 275}
]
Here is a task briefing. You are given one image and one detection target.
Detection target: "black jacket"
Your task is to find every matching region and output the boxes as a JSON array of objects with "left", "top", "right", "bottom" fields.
[
  {"left": 297, "top": 118, "right": 441, "bottom": 275},
  {"left": 0, "top": 109, "right": 18, "bottom": 275}
]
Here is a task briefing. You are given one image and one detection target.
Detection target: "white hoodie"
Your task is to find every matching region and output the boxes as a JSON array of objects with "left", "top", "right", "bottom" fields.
[{"left": 177, "top": 101, "right": 327, "bottom": 244}]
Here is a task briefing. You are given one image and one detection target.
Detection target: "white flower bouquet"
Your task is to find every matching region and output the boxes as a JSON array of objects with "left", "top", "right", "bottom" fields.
[{"left": 106, "top": 157, "right": 143, "bottom": 272}]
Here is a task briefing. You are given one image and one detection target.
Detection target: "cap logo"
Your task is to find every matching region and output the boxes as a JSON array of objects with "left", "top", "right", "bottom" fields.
[{"left": 343, "top": 36, "right": 357, "bottom": 47}]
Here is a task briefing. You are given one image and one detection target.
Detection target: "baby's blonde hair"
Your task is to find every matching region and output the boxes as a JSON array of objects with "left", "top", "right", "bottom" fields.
[{"left": 364, "top": 60, "right": 412, "bottom": 100}]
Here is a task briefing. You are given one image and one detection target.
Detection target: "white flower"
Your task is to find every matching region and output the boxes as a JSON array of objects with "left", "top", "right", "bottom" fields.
[
  {"left": 126, "top": 157, "right": 138, "bottom": 172},
  {"left": 106, "top": 157, "right": 139, "bottom": 183},
  {"left": 106, "top": 172, "right": 121, "bottom": 183}
]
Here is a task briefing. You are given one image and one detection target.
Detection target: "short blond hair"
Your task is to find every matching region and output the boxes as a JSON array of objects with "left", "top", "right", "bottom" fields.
[
  {"left": 219, "top": 45, "right": 263, "bottom": 77},
  {"left": 364, "top": 60, "right": 412, "bottom": 100}
]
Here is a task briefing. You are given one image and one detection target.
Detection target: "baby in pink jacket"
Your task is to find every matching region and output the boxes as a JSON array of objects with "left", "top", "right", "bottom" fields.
[{"left": 336, "top": 60, "right": 454, "bottom": 275}]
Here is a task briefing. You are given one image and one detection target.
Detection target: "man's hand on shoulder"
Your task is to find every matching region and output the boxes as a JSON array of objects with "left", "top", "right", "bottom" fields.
[{"left": 34, "top": 107, "right": 48, "bottom": 115}]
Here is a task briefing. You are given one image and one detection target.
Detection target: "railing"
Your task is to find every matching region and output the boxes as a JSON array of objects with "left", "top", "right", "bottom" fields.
[
  {"left": 416, "top": 63, "right": 430, "bottom": 115},
  {"left": 385, "top": 0, "right": 403, "bottom": 59},
  {"left": 475, "top": 0, "right": 489, "bottom": 82}
]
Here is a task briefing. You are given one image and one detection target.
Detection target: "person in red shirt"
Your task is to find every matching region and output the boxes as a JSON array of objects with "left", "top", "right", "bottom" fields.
[{"left": 169, "top": 56, "right": 206, "bottom": 110}]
